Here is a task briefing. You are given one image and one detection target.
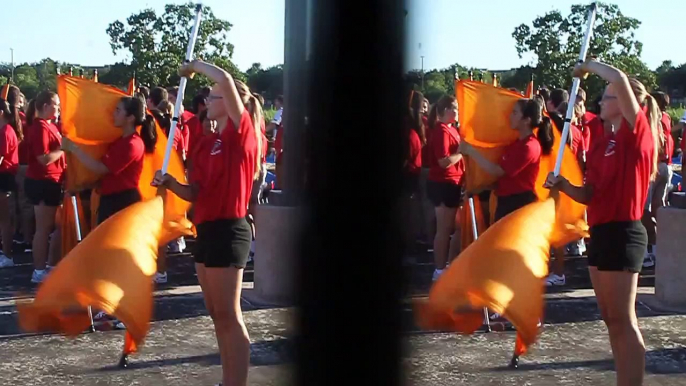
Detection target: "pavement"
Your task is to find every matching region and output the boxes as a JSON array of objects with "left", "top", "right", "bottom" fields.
[{"left": 0, "top": 239, "right": 685, "bottom": 385}]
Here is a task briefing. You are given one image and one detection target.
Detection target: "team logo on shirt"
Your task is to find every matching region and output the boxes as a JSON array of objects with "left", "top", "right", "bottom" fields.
[
  {"left": 210, "top": 139, "right": 222, "bottom": 155},
  {"left": 604, "top": 140, "right": 616, "bottom": 156}
]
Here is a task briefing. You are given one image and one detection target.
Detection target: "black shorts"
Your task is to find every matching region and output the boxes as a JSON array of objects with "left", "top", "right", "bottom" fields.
[
  {"left": 194, "top": 218, "right": 252, "bottom": 268},
  {"left": 24, "top": 178, "right": 62, "bottom": 207},
  {"left": 494, "top": 191, "right": 537, "bottom": 222},
  {"left": 403, "top": 172, "right": 420, "bottom": 196},
  {"left": 97, "top": 189, "right": 141, "bottom": 224},
  {"left": 588, "top": 221, "right": 647, "bottom": 273},
  {"left": 0, "top": 172, "right": 16, "bottom": 193},
  {"left": 426, "top": 180, "right": 463, "bottom": 208}
]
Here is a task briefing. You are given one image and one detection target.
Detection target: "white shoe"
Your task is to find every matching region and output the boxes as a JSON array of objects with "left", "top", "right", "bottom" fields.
[
  {"left": 642, "top": 254, "right": 655, "bottom": 268},
  {"left": 0, "top": 255, "right": 14, "bottom": 268},
  {"left": 31, "top": 269, "right": 48, "bottom": 284},
  {"left": 432, "top": 269, "right": 444, "bottom": 282},
  {"left": 153, "top": 272, "right": 168, "bottom": 284},
  {"left": 545, "top": 273, "right": 566, "bottom": 287}
]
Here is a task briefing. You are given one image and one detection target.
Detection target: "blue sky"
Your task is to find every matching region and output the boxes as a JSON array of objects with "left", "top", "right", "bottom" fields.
[{"left": 1, "top": 0, "right": 683, "bottom": 72}]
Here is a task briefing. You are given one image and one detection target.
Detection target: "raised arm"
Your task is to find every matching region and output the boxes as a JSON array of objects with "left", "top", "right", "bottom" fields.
[
  {"left": 575, "top": 60, "right": 640, "bottom": 127},
  {"left": 180, "top": 60, "right": 244, "bottom": 128}
]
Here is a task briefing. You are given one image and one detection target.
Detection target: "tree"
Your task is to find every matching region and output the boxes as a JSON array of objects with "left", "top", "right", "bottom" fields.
[
  {"left": 106, "top": 2, "right": 245, "bottom": 101},
  {"left": 246, "top": 64, "right": 283, "bottom": 102},
  {"left": 512, "top": 2, "right": 654, "bottom": 101}
]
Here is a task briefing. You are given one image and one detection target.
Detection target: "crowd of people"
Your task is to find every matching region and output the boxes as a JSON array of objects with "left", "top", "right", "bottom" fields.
[{"left": 404, "top": 58, "right": 679, "bottom": 385}]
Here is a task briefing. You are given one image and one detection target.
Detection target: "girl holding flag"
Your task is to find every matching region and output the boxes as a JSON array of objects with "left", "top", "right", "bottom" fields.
[
  {"left": 545, "top": 59, "right": 659, "bottom": 385},
  {"left": 153, "top": 59, "right": 262, "bottom": 386}
]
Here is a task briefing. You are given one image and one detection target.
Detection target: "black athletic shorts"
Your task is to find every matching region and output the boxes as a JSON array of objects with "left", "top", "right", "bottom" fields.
[
  {"left": 426, "top": 180, "right": 463, "bottom": 208},
  {"left": 194, "top": 217, "right": 252, "bottom": 269},
  {"left": 403, "top": 171, "right": 420, "bottom": 196},
  {"left": 97, "top": 189, "right": 141, "bottom": 224},
  {"left": 588, "top": 221, "right": 647, "bottom": 273},
  {"left": 0, "top": 172, "right": 16, "bottom": 193},
  {"left": 24, "top": 178, "right": 62, "bottom": 207},
  {"left": 494, "top": 191, "right": 537, "bottom": 222}
]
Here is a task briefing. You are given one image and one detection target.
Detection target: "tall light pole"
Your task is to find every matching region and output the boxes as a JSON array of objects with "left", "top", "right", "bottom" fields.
[{"left": 10, "top": 48, "right": 14, "bottom": 83}]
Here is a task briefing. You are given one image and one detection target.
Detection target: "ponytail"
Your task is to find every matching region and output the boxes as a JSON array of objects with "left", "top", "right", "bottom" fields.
[
  {"left": 644, "top": 94, "right": 662, "bottom": 180},
  {"left": 536, "top": 116, "right": 554, "bottom": 155},
  {"left": 427, "top": 103, "right": 439, "bottom": 132},
  {"left": 407, "top": 89, "right": 426, "bottom": 145},
  {"left": 247, "top": 95, "right": 264, "bottom": 180},
  {"left": 141, "top": 114, "right": 157, "bottom": 153},
  {"left": 4, "top": 86, "right": 24, "bottom": 141},
  {"left": 0, "top": 99, "right": 23, "bottom": 141}
]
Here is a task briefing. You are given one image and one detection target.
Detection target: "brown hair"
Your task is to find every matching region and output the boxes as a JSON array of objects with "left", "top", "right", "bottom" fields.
[
  {"left": 515, "top": 98, "right": 554, "bottom": 155},
  {"left": 4, "top": 86, "right": 23, "bottom": 141},
  {"left": 235, "top": 80, "right": 264, "bottom": 180},
  {"left": 407, "top": 89, "right": 426, "bottom": 145},
  {"left": 631, "top": 78, "right": 661, "bottom": 179},
  {"left": 650, "top": 91, "right": 670, "bottom": 112},
  {"left": 119, "top": 97, "right": 157, "bottom": 153},
  {"left": 427, "top": 95, "right": 456, "bottom": 131}
]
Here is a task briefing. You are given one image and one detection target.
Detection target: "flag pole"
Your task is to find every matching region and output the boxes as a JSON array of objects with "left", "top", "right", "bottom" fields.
[
  {"left": 553, "top": 2, "right": 597, "bottom": 177},
  {"left": 70, "top": 194, "right": 95, "bottom": 334},
  {"left": 161, "top": 3, "right": 204, "bottom": 174},
  {"left": 467, "top": 196, "right": 492, "bottom": 333}
]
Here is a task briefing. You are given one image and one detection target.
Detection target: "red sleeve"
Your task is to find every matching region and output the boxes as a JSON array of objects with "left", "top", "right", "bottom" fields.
[
  {"left": 262, "top": 133, "right": 268, "bottom": 163},
  {"left": 570, "top": 125, "right": 582, "bottom": 156},
  {"left": 500, "top": 140, "right": 539, "bottom": 177},
  {"left": 432, "top": 128, "right": 453, "bottom": 159},
  {"left": 662, "top": 113, "right": 673, "bottom": 161},
  {"left": 409, "top": 130, "right": 422, "bottom": 164},
  {"left": 102, "top": 137, "right": 144, "bottom": 174},
  {"left": 31, "top": 121, "right": 52, "bottom": 156}
]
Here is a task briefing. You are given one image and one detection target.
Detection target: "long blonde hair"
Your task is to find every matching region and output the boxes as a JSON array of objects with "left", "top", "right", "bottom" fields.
[
  {"left": 629, "top": 78, "right": 662, "bottom": 180},
  {"left": 234, "top": 80, "right": 263, "bottom": 180}
]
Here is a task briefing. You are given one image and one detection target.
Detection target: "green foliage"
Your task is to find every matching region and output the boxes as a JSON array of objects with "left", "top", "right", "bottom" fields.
[
  {"left": 106, "top": 2, "right": 244, "bottom": 102},
  {"left": 667, "top": 107, "right": 685, "bottom": 126},
  {"left": 263, "top": 107, "right": 277, "bottom": 123},
  {"left": 512, "top": 2, "right": 654, "bottom": 101},
  {"left": 245, "top": 63, "right": 283, "bottom": 102}
]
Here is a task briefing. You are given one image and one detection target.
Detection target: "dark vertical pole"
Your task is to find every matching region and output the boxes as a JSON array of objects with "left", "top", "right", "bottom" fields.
[
  {"left": 282, "top": 0, "right": 308, "bottom": 204},
  {"left": 296, "top": 0, "right": 405, "bottom": 385}
]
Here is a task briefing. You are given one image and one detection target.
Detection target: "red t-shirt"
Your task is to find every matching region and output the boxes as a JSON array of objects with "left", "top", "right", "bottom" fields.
[
  {"left": 427, "top": 122, "right": 463, "bottom": 184},
  {"left": 496, "top": 135, "right": 541, "bottom": 197},
  {"left": 407, "top": 128, "right": 422, "bottom": 175},
  {"left": 179, "top": 110, "right": 194, "bottom": 153},
  {"left": 0, "top": 124, "right": 19, "bottom": 174},
  {"left": 99, "top": 134, "right": 145, "bottom": 195},
  {"left": 660, "top": 112, "right": 673, "bottom": 164},
  {"left": 26, "top": 118, "right": 65, "bottom": 182},
  {"left": 586, "top": 110, "right": 654, "bottom": 227},
  {"left": 421, "top": 115, "right": 431, "bottom": 167},
  {"left": 18, "top": 112, "right": 28, "bottom": 165},
  {"left": 581, "top": 111, "right": 599, "bottom": 152},
  {"left": 192, "top": 110, "right": 258, "bottom": 224}
]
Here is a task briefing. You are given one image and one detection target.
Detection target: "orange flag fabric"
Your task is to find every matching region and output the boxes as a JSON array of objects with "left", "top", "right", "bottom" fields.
[
  {"left": 57, "top": 75, "right": 189, "bottom": 219},
  {"left": 525, "top": 79, "right": 534, "bottom": 99},
  {"left": 127, "top": 77, "right": 136, "bottom": 96},
  {"left": 17, "top": 196, "right": 195, "bottom": 347},
  {"left": 58, "top": 194, "right": 91, "bottom": 258},
  {"left": 415, "top": 193, "right": 586, "bottom": 353},
  {"left": 0, "top": 84, "right": 9, "bottom": 100}
]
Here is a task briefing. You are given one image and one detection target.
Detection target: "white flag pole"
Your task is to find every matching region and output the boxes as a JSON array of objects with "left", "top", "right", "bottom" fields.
[
  {"left": 161, "top": 3, "right": 204, "bottom": 174},
  {"left": 553, "top": 2, "right": 598, "bottom": 176}
]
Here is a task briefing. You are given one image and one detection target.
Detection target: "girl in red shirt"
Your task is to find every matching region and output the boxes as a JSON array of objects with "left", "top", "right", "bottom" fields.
[
  {"left": 405, "top": 90, "right": 425, "bottom": 194},
  {"left": 153, "top": 59, "right": 261, "bottom": 386},
  {"left": 0, "top": 99, "right": 20, "bottom": 268},
  {"left": 460, "top": 98, "right": 554, "bottom": 221},
  {"left": 62, "top": 96, "right": 156, "bottom": 223},
  {"left": 425, "top": 95, "right": 463, "bottom": 281},
  {"left": 24, "top": 91, "right": 65, "bottom": 284},
  {"left": 545, "top": 60, "right": 658, "bottom": 385},
  {"left": 11, "top": 86, "right": 34, "bottom": 254}
]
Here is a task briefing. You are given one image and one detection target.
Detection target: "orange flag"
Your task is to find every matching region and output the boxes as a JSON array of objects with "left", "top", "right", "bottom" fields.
[
  {"left": 525, "top": 76, "right": 534, "bottom": 98},
  {"left": 127, "top": 77, "right": 136, "bottom": 96},
  {"left": 58, "top": 194, "right": 91, "bottom": 258},
  {"left": 415, "top": 193, "right": 586, "bottom": 354},
  {"left": 57, "top": 75, "right": 189, "bottom": 219},
  {"left": 17, "top": 196, "right": 195, "bottom": 347},
  {"left": 0, "top": 84, "right": 9, "bottom": 100}
]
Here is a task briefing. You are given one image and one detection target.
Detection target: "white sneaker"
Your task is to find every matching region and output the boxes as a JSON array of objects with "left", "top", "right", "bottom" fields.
[
  {"left": 31, "top": 269, "right": 48, "bottom": 284},
  {"left": 0, "top": 255, "right": 14, "bottom": 268},
  {"left": 642, "top": 254, "right": 655, "bottom": 268},
  {"left": 545, "top": 273, "right": 566, "bottom": 287},
  {"left": 153, "top": 272, "right": 168, "bottom": 284},
  {"left": 432, "top": 269, "right": 444, "bottom": 282}
]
